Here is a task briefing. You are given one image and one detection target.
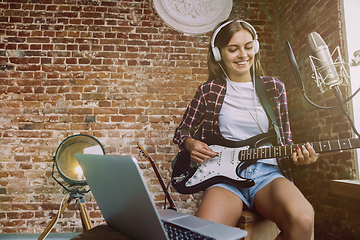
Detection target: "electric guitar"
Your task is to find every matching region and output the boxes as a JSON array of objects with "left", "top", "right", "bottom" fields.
[{"left": 171, "top": 132, "right": 360, "bottom": 194}]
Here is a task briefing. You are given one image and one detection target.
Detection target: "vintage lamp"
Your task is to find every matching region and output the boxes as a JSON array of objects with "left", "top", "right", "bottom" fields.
[{"left": 38, "top": 134, "right": 105, "bottom": 240}]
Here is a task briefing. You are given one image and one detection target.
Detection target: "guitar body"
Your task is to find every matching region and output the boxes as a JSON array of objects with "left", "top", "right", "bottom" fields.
[
  {"left": 172, "top": 131, "right": 360, "bottom": 194},
  {"left": 172, "top": 147, "right": 255, "bottom": 194},
  {"left": 171, "top": 132, "right": 277, "bottom": 194}
]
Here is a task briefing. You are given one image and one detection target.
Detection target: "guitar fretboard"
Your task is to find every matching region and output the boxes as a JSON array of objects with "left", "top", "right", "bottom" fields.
[{"left": 238, "top": 138, "right": 360, "bottom": 161}]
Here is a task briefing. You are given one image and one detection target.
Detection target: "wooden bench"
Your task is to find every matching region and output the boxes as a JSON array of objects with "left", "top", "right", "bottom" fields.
[
  {"left": 237, "top": 210, "right": 278, "bottom": 240},
  {"left": 238, "top": 210, "right": 314, "bottom": 240}
]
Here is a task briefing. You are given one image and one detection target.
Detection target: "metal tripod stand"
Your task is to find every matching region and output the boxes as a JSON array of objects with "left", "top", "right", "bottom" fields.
[{"left": 38, "top": 192, "right": 92, "bottom": 240}]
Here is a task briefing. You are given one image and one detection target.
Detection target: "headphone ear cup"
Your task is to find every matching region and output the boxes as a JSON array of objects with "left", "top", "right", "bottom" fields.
[
  {"left": 253, "top": 40, "right": 259, "bottom": 54},
  {"left": 212, "top": 47, "right": 221, "bottom": 62}
]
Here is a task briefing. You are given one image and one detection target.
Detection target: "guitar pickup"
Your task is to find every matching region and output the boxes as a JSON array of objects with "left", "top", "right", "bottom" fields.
[
  {"left": 230, "top": 150, "right": 236, "bottom": 164},
  {"left": 216, "top": 152, "right": 221, "bottom": 165}
]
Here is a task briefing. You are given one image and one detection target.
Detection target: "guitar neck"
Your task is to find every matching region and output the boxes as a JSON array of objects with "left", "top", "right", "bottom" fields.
[
  {"left": 137, "top": 143, "right": 177, "bottom": 210},
  {"left": 239, "top": 138, "right": 360, "bottom": 161}
]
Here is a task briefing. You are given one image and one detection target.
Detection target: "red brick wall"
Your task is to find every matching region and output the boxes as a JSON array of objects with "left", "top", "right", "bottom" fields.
[
  {"left": 0, "top": 0, "right": 281, "bottom": 234},
  {"left": 1, "top": 0, "right": 359, "bottom": 238},
  {"left": 0, "top": 0, "right": 212, "bottom": 233}
]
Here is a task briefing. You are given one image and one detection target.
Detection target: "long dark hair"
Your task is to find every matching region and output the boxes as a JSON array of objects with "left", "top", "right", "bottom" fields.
[{"left": 207, "top": 19, "right": 264, "bottom": 81}]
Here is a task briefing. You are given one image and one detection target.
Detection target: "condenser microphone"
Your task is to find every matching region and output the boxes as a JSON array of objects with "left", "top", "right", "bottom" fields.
[
  {"left": 285, "top": 36, "right": 358, "bottom": 112},
  {"left": 308, "top": 32, "right": 340, "bottom": 89}
]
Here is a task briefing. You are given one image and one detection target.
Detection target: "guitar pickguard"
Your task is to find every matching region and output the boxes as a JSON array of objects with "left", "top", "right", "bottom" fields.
[{"left": 184, "top": 145, "right": 249, "bottom": 188}]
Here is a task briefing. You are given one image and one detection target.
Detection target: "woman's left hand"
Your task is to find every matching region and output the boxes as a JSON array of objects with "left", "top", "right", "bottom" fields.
[{"left": 292, "top": 142, "right": 318, "bottom": 165}]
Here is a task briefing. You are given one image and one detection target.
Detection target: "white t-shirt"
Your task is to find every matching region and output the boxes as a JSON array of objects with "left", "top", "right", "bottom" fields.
[{"left": 219, "top": 78, "right": 277, "bottom": 165}]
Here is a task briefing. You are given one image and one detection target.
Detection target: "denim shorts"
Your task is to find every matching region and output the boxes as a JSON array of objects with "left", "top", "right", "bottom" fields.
[{"left": 209, "top": 162, "right": 284, "bottom": 210}]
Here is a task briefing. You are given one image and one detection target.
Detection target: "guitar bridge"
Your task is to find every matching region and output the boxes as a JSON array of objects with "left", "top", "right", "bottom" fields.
[{"left": 190, "top": 161, "right": 200, "bottom": 168}]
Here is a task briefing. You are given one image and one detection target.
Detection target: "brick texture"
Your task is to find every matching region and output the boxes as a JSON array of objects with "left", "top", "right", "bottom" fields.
[
  {"left": 0, "top": 0, "right": 223, "bottom": 233},
  {"left": 0, "top": 0, "right": 359, "bottom": 238},
  {"left": 278, "top": 0, "right": 360, "bottom": 239}
]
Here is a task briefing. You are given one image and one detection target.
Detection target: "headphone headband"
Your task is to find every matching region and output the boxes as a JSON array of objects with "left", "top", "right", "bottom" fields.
[{"left": 211, "top": 20, "right": 259, "bottom": 62}]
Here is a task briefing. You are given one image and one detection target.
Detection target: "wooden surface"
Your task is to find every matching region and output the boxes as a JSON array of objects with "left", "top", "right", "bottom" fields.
[
  {"left": 331, "top": 179, "right": 360, "bottom": 200},
  {"left": 238, "top": 210, "right": 278, "bottom": 240},
  {"left": 238, "top": 210, "right": 314, "bottom": 240},
  {"left": 71, "top": 224, "right": 132, "bottom": 240}
]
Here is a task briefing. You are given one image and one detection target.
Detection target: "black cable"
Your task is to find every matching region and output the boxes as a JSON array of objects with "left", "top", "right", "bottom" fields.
[
  {"left": 164, "top": 178, "right": 177, "bottom": 211},
  {"left": 301, "top": 85, "right": 360, "bottom": 109}
]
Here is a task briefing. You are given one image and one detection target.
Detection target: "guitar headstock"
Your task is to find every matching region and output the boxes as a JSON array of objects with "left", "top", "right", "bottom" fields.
[{"left": 137, "top": 142, "right": 151, "bottom": 160}]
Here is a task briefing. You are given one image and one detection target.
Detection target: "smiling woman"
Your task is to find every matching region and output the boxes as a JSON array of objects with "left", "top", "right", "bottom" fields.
[
  {"left": 220, "top": 29, "right": 256, "bottom": 82},
  {"left": 207, "top": 20, "right": 264, "bottom": 83},
  {"left": 172, "top": 19, "right": 319, "bottom": 240}
]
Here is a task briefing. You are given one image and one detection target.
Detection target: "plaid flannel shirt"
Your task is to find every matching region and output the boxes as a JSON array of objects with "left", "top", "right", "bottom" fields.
[{"left": 173, "top": 75, "right": 297, "bottom": 181}]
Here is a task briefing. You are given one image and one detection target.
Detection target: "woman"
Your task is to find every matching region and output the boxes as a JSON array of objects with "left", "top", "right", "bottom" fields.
[{"left": 173, "top": 19, "right": 317, "bottom": 240}]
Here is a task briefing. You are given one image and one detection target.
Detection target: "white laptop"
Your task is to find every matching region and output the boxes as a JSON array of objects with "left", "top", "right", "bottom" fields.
[{"left": 75, "top": 153, "right": 247, "bottom": 240}]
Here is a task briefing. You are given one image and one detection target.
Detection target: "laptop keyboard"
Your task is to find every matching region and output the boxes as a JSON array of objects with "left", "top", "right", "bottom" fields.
[{"left": 162, "top": 221, "right": 216, "bottom": 240}]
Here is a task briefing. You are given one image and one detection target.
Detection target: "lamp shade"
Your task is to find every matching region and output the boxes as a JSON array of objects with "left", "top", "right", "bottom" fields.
[{"left": 54, "top": 134, "right": 105, "bottom": 185}]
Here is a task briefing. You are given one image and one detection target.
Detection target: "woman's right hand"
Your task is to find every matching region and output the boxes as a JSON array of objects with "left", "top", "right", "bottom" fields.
[{"left": 184, "top": 138, "right": 216, "bottom": 165}]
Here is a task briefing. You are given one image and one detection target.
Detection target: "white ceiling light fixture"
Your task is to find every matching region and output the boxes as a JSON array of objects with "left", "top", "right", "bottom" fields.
[{"left": 153, "top": 0, "right": 233, "bottom": 35}]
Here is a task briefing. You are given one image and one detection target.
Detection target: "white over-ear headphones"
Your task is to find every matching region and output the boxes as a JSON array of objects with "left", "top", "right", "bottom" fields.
[{"left": 211, "top": 20, "right": 259, "bottom": 62}]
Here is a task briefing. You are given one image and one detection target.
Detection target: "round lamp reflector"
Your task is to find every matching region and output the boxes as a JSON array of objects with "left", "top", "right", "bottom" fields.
[{"left": 55, "top": 134, "right": 105, "bottom": 185}]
